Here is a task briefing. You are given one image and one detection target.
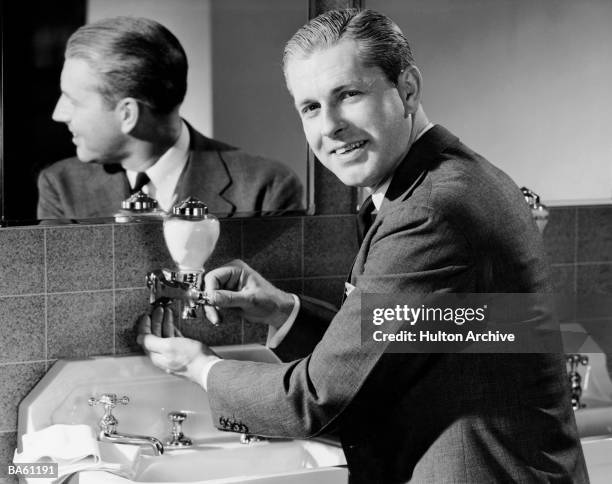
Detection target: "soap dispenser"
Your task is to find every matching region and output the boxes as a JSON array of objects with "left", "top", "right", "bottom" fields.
[{"left": 146, "top": 197, "right": 220, "bottom": 320}]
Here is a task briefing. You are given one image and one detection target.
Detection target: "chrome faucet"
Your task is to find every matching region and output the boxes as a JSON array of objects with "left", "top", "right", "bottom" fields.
[
  {"left": 165, "top": 411, "right": 193, "bottom": 448},
  {"left": 566, "top": 354, "right": 589, "bottom": 410},
  {"left": 521, "top": 187, "right": 549, "bottom": 233},
  {"left": 88, "top": 393, "right": 164, "bottom": 455},
  {"left": 146, "top": 197, "right": 220, "bottom": 320},
  {"left": 147, "top": 269, "right": 212, "bottom": 320}
]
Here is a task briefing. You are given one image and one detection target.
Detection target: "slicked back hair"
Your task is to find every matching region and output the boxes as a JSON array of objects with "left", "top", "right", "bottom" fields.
[
  {"left": 283, "top": 9, "right": 415, "bottom": 87},
  {"left": 66, "top": 16, "right": 188, "bottom": 114}
]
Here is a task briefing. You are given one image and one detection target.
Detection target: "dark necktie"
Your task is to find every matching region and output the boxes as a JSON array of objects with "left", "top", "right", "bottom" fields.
[
  {"left": 357, "top": 196, "right": 376, "bottom": 244},
  {"left": 131, "top": 172, "right": 150, "bottom": 194}
]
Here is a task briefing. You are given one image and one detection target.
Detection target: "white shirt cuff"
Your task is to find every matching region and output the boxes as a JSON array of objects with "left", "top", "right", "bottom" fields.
[
  {"left": 200, "top": 357, "right": 222, "bottom": 391},
  {"left": 266, "top": 294, "right": 300, "bottom": 349}
]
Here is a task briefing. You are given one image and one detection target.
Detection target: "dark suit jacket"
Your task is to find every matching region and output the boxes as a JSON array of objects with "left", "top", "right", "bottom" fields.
[
  {"left": 36, "top": 123, "right": 303, "bottom": 219},
  {"left": 206, "top": 126, "right": 589, "bottom": 483}
]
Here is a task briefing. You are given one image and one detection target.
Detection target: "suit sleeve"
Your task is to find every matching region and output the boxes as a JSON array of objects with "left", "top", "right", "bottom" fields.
[
  {"left": 206, "top": 204, "right": 474, "bottom": 438},
  {"left": 37, "top": 169, "right": 65, "bottom": 219}
]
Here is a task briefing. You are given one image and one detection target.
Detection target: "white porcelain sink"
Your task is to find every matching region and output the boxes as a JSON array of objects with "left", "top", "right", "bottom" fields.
[
  {"left": 17, "top": 346, "right": 347, "bottom": 484},
  {"left": 566, "top": 350, "right": 612, "bottom": 483},
  {"left": 131, "top": 440, "right": 345, "bottom": 483}
]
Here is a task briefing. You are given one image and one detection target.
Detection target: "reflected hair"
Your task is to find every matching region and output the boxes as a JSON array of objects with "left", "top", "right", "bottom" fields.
[
  {"left": 283, "top": 9, "right": 415, "bottom": 87},
  {"left": 66, "top": 16, "right": 188, "bottom": 114}
]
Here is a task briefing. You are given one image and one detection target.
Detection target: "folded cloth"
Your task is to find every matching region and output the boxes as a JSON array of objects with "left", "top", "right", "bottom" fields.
[
  {"left": 13, "top": 425, "right": 140, "bottom": 484},
  {"left": 15, "top": 424, "right": 99, "bottom": 465}
]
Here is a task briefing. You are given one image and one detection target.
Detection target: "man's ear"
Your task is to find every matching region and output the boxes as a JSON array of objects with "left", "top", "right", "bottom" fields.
[
  {"left": 116, "top": 98, "right": 140, "bottom": 134},
  {"left": 397, "top": 66, "right": 422, "bottom": 118}
]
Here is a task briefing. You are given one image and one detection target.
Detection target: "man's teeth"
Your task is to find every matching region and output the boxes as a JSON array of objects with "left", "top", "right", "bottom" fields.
[{"left": 336, "top": 141, "right": 366, "bottom": 154}]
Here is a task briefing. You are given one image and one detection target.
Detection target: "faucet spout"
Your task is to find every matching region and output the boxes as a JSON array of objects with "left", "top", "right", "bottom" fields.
[{"left": 99, "top": 430, "right": 164, "bottom": 456}]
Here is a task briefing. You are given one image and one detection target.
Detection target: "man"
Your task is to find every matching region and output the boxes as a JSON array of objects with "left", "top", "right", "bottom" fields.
[
  {"left": 138, "top": 10, "right": 588, "bottom": 483},
  {"left": 37, "top": 16, "right": 303, "bottom": 220}
]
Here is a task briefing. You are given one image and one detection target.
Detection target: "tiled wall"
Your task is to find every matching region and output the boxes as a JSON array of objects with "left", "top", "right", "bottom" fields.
[{"left": 1, "top": 205, "right": 611, "bottom": 477}]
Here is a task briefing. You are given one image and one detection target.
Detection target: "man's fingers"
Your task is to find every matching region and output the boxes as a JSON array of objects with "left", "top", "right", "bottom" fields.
[
  {"left": 204, "top": 304, "right": 221, "bottom": 325},
  {"left": 137, "top": 313, "right": 152, "bottom": 335},
  {"left": 136, "top": 314, "right": 152, "bottom": 347},
  {"left": 151, "top": 305, "right": 164, "bottom": 336},
  {"left": 208, "top": 289, "right": 248, "bottom": 309},
  {"left": 162, "top": 307, "right": 174, "bottom": 337},
  {"left": 204, "top": 261, "right": 246, "bottom": 292}
]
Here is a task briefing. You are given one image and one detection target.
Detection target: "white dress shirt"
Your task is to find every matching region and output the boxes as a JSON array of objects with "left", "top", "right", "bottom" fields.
[{"left": 126, "top": 122, "right": 190, "bottom": 212}]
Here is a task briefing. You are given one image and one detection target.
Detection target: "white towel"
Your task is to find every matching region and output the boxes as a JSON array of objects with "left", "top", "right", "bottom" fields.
[
  {"left": 15, "top": 424, "right": 99, "bottom": 465},
  {"left": 13, "top": 425, "right": 140, "bottom": 484}
]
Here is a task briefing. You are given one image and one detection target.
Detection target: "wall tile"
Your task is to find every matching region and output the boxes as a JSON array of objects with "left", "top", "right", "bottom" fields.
[
  {"left": 0, "top": 431, "right": 17, "bottom": 480},
  {"left": 0, "top": 229, "right": 44, "bottom": 296},
  {"left": 549, "top": 265, "right": 575, "bottom": 323},
  {"left": 0, "top": 297, "right": 45, "bottom": 363},
  {"left": 115, "top": 289, "right": 150, "bottom": 355},
  {"left": 543, "top": 208, "right": 575, "bottom": 264},
  {"left": 577, "top": 206, "right": 612, "bottom": 263},
  {"left": 303, "top": 277, "right": 345, "bottom": 308},
  {"left": 304, "top": 215, "right": 358, "bottom": 277},
  {"left": 208, "top": 219, "right": 242, "bottom": 268},
  {"left": 0, "top": 363, "right": 46, "bottom": 432},
  {"left": 47, "top": 292, "right": 114, "bottom": 359},
  {"left": 576, "top": 264, "right": 612, "bottom": 322},
  {"left": 46, "top": 225, "right": 113, "bottom": 292},
  {"left": 114, "top": 222, "right": 173, "bottom": 289},
  {"left": 242, "top": 321, "right": 268, "bottom": 345},
  {"left": 243, "top": 218, "right": 302, "bottom": 279}
]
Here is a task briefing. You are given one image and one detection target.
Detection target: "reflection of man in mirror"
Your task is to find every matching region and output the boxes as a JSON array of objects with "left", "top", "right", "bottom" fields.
[
  {"left": 36, "top": 16, "right": 303, "bottom": 220},
  {"left": 137, "top": 9, "right": 588, "bottom": 483}
]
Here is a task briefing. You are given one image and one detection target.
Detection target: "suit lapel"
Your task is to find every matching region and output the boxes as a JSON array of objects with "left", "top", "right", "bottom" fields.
[
  {"left": 90, "top": 167, "right": 130, "bottom": 217},
  {"left": 175, "top": 125, "right": 236, "bottom": 216},
  {"left": 347, "top": 125, "right": 459, "bottom": 287}
]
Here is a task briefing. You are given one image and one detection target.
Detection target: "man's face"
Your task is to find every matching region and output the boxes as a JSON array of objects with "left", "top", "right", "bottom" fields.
[
  {"left": 53, "top": 58, "right": 128, "bottom": 164},
  {"left": 286, "top": 39, "right": 413, "bottom": 189}
]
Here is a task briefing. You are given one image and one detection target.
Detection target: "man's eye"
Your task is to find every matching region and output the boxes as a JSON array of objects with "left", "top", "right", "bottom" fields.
[
  {"left": 340, "top": 91, "right": 360, "bottom": 100},
  {"left": 301, "top": 103, "right": 320, "bottom": 115}
]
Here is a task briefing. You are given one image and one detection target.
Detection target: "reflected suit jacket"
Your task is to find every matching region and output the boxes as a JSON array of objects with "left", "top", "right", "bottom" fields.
[
  {"left": 36, "top": 123, "right": 303, "bottom": 220},
  {"left": 206, "top": 125, "right": 589, "bottom": 483}
]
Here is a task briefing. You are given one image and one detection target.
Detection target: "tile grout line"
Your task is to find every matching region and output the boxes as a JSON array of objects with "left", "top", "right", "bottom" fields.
[
  {"left": 301, "top": 218, "right": 305, "bottom": 294},
  {"left": 111, "top": 225, "right": 116, "bottom": 354},
  {"left": 573, "top": 208, "right": 578, "bottom": 295},
  {"left": 240, "top": 220, "right": 245, "bottom": 344},
  {"left": 43, "top": 229, "right": 49, "bottom": 369}
]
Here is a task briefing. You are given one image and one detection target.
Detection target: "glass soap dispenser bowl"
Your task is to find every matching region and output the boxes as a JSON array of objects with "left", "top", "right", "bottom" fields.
[{"left": 147, "top": 197, "right": 220, "bottom": 320}]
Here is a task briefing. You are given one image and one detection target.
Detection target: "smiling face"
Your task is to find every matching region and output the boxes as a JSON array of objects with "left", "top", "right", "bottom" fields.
[
  {"left": 286, "top": 39, "right": 416, "bottom": 189},
  {"left": 52, "top": 58, "right": 128, "bottom": 164}
]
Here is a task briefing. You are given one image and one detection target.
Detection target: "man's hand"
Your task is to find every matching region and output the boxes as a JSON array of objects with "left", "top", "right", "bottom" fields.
[
  {"left": 203, "top": 259, "right": 295, "bottom": 328},
  {"left": 137, "top": 305, "right": 219, "bottom": 385}
]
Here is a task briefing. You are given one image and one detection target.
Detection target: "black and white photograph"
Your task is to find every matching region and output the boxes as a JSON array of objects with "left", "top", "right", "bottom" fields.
[{"left": 1, "top": 0, "right": 611, "bottom": 483}]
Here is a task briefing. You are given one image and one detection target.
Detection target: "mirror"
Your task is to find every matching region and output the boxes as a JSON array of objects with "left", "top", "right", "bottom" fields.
[
  {"left": 368, "top": 0, "right": 612, "bottom": 206},
  {"left": 1, "top": 0, "right": 310, "bottom": 225}
]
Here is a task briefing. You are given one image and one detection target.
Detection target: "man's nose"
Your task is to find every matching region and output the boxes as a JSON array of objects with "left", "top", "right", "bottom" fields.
[
  {"left": 320, "top": 107, "right": 347, "bottom": 138},
  {"left": 52, "top": 95, "right": 71, "bottom": 123}
]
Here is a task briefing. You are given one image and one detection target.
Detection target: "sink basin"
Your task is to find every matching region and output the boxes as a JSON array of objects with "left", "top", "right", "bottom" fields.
[
  {"left": 17, "top": 346, "right": 347, "bottom": 484},
  {"left": 73, "top": 439, "right": 347, "bottom": 484},
  {"left": 581, "top": 437, "right": 612, "bottom": 484},
  {"left": 132, "top": 440, "right": 345, "bottom": 483}
]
